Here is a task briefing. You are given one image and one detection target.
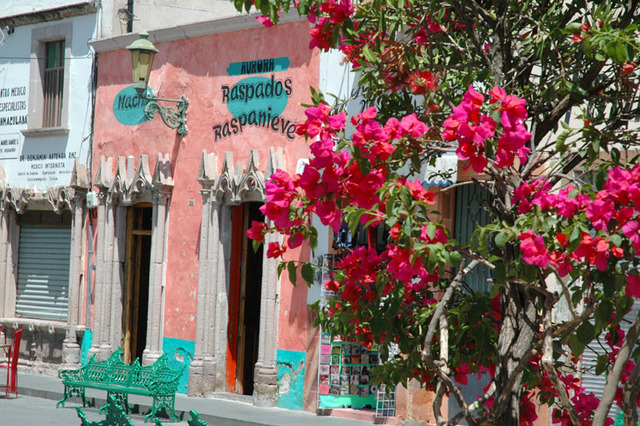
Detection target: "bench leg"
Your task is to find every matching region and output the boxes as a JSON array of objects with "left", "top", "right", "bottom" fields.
[
  {"left": 55, "top": 385, "right": 68, "bottom": 408},
  {"left": 145, "top": 395, "right": 178, "bottom": 423},
  {"left": 57, "top": 385, "right": 85, "bottom": 408},
  {"left": 101, "top": 391, "right": 130, "bottom": 414}
]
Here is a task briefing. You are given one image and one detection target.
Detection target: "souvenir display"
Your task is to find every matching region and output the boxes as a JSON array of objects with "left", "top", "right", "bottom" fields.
[{"left": 318, "top": 332, "right": 380, "bottom": 409}]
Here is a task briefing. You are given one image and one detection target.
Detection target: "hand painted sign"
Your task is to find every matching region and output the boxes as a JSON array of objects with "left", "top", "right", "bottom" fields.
[
  {"left": 213, "top": 57, "right": 298, "bottom": 141},
  {"left": 113, "top": 86, "right": 154, "bottom": 126},
  {"left": 226, "top": 57, "right": 290, "bottom": 76}
]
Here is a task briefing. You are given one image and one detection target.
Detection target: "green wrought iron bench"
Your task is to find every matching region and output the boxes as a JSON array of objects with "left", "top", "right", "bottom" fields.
[
  {"left": 58, "top": 347, "right": 185, "bottom": 423},
  {"left": 76, "top": 394, "right": 208, "bottom": 426},
  {"left": 612, "top": 412, "right": 640, "bottom": 426}
]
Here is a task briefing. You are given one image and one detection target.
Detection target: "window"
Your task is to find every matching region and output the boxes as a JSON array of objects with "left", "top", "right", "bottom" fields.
[
  {"left": 23, "top": 23, "right": 72, "bottom": 135},
  {"left": 43, "top": 40, "right": 65, "bottom": 128}
]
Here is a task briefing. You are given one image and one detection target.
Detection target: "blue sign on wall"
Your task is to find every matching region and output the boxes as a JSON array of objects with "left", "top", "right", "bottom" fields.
[
  {"left": 223, "top": 75, "right": 292, "bottom": 122},
  {"left": 226, "top": 57, "right": 290, "bottom": 76},
  {"left": 113, "top": 86, "right": 154, "bottom": 126}
]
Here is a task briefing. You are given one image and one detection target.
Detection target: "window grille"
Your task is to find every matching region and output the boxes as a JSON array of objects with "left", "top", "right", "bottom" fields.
[{"left": 43, "top": 40, "right": 65, "bottom": 128}]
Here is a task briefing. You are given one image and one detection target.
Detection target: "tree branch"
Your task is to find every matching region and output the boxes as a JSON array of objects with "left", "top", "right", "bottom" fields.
[{"left": 593, "top": 310, "right": 640, "bottom": 425}]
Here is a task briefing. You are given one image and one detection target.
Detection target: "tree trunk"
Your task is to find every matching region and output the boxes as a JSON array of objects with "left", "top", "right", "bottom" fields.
[{"left": 491, "top": 284, "right": 538, "bottom": 425}]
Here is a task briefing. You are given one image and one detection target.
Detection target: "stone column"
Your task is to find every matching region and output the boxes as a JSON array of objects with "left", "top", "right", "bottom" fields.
[
  {"left": 62, "top": 190, "right": 85, "bottom": 366},
  {"left": 189, "top": 188, "right": 212, "bottom": 395},
  {"left": 88, "top": 191, "right": 107, "bottom": 360},
  {"left": 142, "top": 190, "right": 169, "bottom": 366},
  {"left": 108, "top": 205, "right": 126, "bottom": 350},
  {"left": 253, "top": 227, "right": 280, "bottom": 407},
  {"left": 0, "top": 209, "right": 17, "bottom": 346},
  {"left": 0, "top": 210, "right": 11, "bottom": 319},
  {"left": 98, "top": 200, "right": 116, "bottom": 360}
]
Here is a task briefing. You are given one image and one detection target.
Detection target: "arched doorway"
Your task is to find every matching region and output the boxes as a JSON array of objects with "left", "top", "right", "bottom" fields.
[
  {"left": 122, "top": 204, "right": 152, "bottom": 364},
  {"left": 227, "top": 202, "right": 264, "bottom": 395}
]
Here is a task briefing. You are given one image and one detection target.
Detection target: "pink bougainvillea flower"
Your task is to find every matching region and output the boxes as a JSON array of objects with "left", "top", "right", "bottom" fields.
[
  {"left": 246, "top": 220, "right": 267, "bottom": 242},
  {"left": 586, "top": 198, "right": 616, "bottom": 231},
  {"left": 288, "top": 232, "right": 304, "bottom": 249},
  {"left": 315, "top": 199, "right": 342, "bottom": 232},
  {"left": 488, "top": 85, "right": 506, "bottom": 103},
  {"left": 266, "top": 242, "right": 286, "bottom": 259},
  {"left": 399, "top": 113, "right": 429, "bottom": 137},
  {"left": 519, "top": 231, "right": 550, "bottom": 268},
  {"left": 626, "top": 275, "right": 640, "bottom": 298},
  {"left": 256, "top": 14, "right": 275, "bottom": 27}
]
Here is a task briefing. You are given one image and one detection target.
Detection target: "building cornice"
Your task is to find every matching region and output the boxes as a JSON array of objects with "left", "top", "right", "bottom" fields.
[
  {"left": 0, "top": 1, "right": 97, "bottom": 28},
  {"left": 90, "top": 11, "right": 305, "bottom": 54}
]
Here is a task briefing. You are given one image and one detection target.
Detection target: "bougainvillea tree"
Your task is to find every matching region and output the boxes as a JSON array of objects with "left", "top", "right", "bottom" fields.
[{"left": 236, "top": 0, "right": 640, "bottom": 424}]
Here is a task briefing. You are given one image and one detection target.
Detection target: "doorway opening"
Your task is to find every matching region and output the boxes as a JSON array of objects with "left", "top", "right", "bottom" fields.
[
  {"left": 122, "top": 204, "right": 152, "bottom": 364},
  {"left": 226, "top": 202, "right": 264, "bottom": 395}
]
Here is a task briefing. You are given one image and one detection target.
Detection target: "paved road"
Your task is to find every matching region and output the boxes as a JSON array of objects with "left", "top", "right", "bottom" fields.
[{"left": 0, "top": 395, "right": 154, "bottom": 426}]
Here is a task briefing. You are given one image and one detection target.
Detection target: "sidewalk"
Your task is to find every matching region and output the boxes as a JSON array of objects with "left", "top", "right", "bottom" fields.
[{"left": 2, "top": 371, "right": 376, "bottom": 425}]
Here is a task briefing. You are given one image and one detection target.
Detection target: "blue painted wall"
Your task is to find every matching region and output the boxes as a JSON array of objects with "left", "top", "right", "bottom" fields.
[
  {"left": 276, "top": 350, "right": 306, "bottom": 410},
  {"left": 162, "top": 337, "right": 195, "bottom": 394},
  {"left": 80, "top": 330, "right": 93, "bottom": 366}
]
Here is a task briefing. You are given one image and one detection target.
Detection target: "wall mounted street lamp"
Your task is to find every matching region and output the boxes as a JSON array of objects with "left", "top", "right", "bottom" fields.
[{"left": 126, "top": 30, "right": 189, "bottom": 137}]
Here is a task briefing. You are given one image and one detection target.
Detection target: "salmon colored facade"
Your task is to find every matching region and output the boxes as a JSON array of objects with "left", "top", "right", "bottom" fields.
[{"left": 89, "top": 15, "right": 321, "bottom": 409}]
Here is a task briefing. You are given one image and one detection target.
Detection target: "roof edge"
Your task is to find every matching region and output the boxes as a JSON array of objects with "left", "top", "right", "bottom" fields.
[{"left": 90, "top": 11, "right": 306, "bottom": 54}]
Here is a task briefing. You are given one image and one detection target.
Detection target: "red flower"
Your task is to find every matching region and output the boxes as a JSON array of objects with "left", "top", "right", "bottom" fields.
[
  {"left": 266, "top": 242, "right": 286, "bottom": 259},
  {"left": 622, "top": 62, "right": 636, "bottom": 74},
  {"left": 246, "top": 220, "right": 267, "bottom": 242},
  {"left": 556, "top": 233, "right": 568, "bottom": 247},
  {"left": 626, "top": 275, "right": 640, "bottom": 298},
  {"left": 408, "top": 70, "right": 438, "bottom": 94}
]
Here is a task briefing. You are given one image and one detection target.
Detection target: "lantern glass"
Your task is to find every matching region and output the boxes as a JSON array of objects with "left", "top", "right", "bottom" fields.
[{"left": 126, "top": 31, "right": 158, "bottom": 94}]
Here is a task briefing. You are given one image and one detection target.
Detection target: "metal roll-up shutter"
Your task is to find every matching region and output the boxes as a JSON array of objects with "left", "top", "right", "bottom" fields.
[
  {"left": 16, "top": 225, "right": 71, "bottom": 321},
  {"left": 580, "top": 300, "right": 640, "bottom": 419},
  {"left": 454, "top": 183, "right": 492, "bottom": 293}
]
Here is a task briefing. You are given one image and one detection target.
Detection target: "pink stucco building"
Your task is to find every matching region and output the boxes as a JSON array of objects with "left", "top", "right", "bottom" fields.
[{"left": 90, "top": 15, "right": 321, "bottom": 409}]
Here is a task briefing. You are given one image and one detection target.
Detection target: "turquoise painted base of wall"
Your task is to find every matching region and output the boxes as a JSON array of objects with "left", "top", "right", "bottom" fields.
[
  {"left": 162, "top": 337, "right": 195, "bottom": 394},
  {"left": 276, "top": 350, "right": 306, "bottom": 410},
  {"left": 81, "top": 330, "right": 93, "bottom": 366}
]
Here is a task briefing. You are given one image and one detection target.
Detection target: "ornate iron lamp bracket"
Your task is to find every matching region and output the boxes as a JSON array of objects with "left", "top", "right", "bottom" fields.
[{"left": 140, "top": 94, "right": 189, "bottom": 138}]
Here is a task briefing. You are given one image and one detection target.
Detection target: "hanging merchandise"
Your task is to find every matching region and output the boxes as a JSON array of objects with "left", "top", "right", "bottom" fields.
[
  {"left": 318, "top": 333, "right": 380, "bottom": 409},
  {"left": 317, "top": 254, "right": 379, "bottom": 409}
]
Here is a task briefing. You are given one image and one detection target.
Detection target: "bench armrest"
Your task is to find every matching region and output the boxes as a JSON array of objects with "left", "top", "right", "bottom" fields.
[
  {"left": 59, "top": 368, "right": 85, "bottom": 382},
  {"left": 148, "top": 367, "right": 185, "bottom": 396}
]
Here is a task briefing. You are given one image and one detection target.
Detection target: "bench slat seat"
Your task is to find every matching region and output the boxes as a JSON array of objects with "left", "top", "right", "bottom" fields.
[{"left": 57, "top": 347, "right": 184, "bottom": 423}]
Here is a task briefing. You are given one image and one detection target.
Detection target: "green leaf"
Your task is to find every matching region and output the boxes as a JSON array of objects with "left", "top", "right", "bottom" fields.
[
  {"left": 610, "top": 234, "right": 622, "bottom": 247},
  {"left": 595, "top": 300, "right": 613, "bottom": 331},
  {"left": 614, "top": 41, "right": 629, "bottom": 63},
  {"left": 494, "top": 262, "right": 506, "bottom": 284},
  {"left": 277, "top": 261, "right": 286, "bottom": 278},
  {"left": 301, "top": 263, "right": 315, "bottom": 286},
  {"left": 595, "top": 354, "right": 609, "bottom": 375},
  {"left": 495, "top": 232, "right": 508, "bottom": 249},
  {"left": 576, "top": 321, "right": 596, "bottom": 345},
  {"left": 568, "top": 335, "right": 586, "bottom": 357},
  {"left": 425, "top": 222, "right": 436, "bottom": 241},
  {"left": 287, "top": 261, "right": 298, "bottom": 287},
  {"left": 449, "top": 251, "right": 462, "bottom": 267}
]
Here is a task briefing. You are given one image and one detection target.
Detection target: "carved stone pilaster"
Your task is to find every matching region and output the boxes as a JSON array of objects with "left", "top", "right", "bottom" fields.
[
  {"left": 142, "top": 155, "right": 173, "bottom": 366},
  {"left": 62, "top": 159, "right": 90, "bottom": 367},
  {"left": 192, "top": 148, "right": 284, "bottom": 405}
]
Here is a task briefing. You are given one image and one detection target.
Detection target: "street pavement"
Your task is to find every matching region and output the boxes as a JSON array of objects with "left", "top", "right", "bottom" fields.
[
  {"left": 0, "top": 371, "right": 375, "bottom": 425},
  {"left": 0, "top": 394, "right": 106, "bottom": 426}
]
